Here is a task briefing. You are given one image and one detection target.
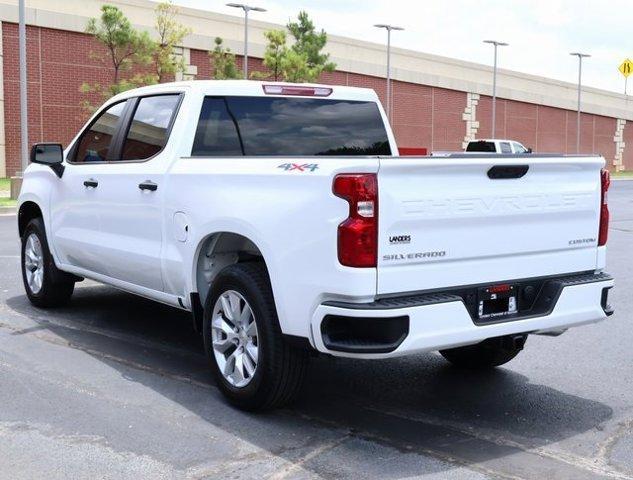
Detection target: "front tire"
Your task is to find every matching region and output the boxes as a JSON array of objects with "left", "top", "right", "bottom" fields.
[
  {"left": 21, "top": 217, "right": 75, "bottom": 307},
  {"left": 439, "top": 335, "right": 527, "bottom": 369},
  {"left": 203, "top": 262, "right": 309, "bottom": 411}
]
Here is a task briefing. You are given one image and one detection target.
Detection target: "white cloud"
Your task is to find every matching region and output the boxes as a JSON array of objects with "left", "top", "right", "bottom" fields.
[{"left": 169, "top": 0, "right": 633, "bottom": 94}]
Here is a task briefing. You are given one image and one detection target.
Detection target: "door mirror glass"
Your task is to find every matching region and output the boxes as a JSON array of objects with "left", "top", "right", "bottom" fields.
[
  {"left": 30, "top": 143, "right": 65, "bottom": 178},
  {"left": 30, "top": 143, "right": 63, "bottom": 165}
]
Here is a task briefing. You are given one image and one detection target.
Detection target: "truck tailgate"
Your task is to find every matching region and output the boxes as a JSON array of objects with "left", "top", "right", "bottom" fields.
[{"left": 377, "top": 155, "right": 604, "bottom": 295}]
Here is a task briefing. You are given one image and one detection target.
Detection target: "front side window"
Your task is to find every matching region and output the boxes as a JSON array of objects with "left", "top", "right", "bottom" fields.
[
  {"left": 191, "top": 96, "right": 391, "bottom": 156},
  {"left": 512, "top": 142, "right": 527, "bottom": 154},
  {"left": 500, "top": 142, "right": 512, "bottom": 154},
  {"left": 73, "top": 101, "right": 127, "bottom": 163},
  {"left": 120, "top": 95, "right": 181, "bottom": 161}
]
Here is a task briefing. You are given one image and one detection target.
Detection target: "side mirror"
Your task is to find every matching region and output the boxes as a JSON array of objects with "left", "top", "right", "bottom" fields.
[
  {"left": 30, "top": 143, "right": 64, "bottom": 178},
  {"left": 526, "top": 147, "right": 533, "bottom": 154}
]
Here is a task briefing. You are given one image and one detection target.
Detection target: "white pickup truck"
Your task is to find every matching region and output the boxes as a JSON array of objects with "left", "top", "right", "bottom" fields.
[
  {"left": 465, "top": 139, "right": 532, "bottom": 154},
  {"left": 18, "top": 80, "right": 613, "bottom": 410},
  {"left": 433, "top": 139, "right": 531, "bottom": 157}
]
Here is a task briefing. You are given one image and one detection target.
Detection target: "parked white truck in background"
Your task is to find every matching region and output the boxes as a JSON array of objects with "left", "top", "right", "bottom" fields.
[
  {"left": 433, "top": 139, "right": 532, "bottom": 157},
  {"left": 18, "top": 81, "right": 613, "bottom": 410},
  {"left": 465, "top": 139, "right": 532, "bottom": 154}
]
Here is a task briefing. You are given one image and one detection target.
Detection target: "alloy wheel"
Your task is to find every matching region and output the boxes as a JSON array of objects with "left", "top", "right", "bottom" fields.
[
  {"left": 24, "top": 233, "right": 44, "bottom": 295},
  {"left": 211, "top": 290, "right": 259, "bottom": 387}
]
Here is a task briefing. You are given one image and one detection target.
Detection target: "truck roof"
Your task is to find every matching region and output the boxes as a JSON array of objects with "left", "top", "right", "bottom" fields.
[
  {"left": 109, "top": 80, "right": 380, "bottom": 103},
  {"left": 471, "top": 139, "right": 523, "bottom": 144}
]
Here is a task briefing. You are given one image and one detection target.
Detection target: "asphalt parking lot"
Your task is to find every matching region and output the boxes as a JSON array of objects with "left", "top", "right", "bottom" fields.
[{"left": 0, "top": 182, "right": 632, "bottom": 480}]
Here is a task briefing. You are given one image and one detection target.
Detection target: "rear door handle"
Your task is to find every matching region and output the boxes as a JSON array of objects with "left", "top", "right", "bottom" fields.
[
  {"left": 83, "top": 179, "right": 98, "bottom": 188},
  {"left": 138, "top": 180, "right": 158, "bottom": 192}
]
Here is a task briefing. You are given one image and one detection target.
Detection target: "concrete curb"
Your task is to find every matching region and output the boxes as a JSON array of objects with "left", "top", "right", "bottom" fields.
[
  {"left": 612, "top": 177, "right": 633, "bottom": 181},
  {"left": 0, "top": 206, "right": 16, "bottom": 215}
]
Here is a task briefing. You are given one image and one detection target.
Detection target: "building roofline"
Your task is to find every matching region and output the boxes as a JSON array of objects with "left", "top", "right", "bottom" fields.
[{"left": 1, "top": 0, "right": 632, "bottom": 120}]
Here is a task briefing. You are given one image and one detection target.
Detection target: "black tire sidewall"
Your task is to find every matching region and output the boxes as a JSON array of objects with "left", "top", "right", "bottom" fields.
[
  {"left": 21, "top": 218, "right": 52, "bottom": 303},
  {"left": 21, "top": 217, "right": 73, "bottom": 307},
  {"left": 439, "top": 336, "right": 525, "bottom": 369},
  {"left": 202, "top": 263, "right": 279, "bottom": 407}
]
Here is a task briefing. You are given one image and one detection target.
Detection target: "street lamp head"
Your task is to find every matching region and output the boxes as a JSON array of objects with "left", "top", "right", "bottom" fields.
[
  {"left": 484, "top": 40, "right": 509, "bottom": 47},
  {"left": 226, "top": 3, "right": 267, "bottom": 12},
  {"left": 374, "top": 24, "right": 404, "bottom": 31},
  {"left": 570, "top": 52, "right": 591, "bottom": 58}
]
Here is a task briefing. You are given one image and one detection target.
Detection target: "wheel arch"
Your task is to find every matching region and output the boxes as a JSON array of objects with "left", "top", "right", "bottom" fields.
[
  {"left": 191, "top": 231, "right": 271, "bottom": 332},
  {"left": 18, "top": 201, "right": 44, "bottom": 237}
]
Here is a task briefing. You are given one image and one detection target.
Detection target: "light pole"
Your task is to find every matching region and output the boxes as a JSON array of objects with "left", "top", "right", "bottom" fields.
[
  {"left": 374, "top": 24, "right": 404, "bottom": 122},
  {"left": 570, "top": 52, "right": 590, "bottom": 153},
  {"left": 19, "top": 0, "right": 28, "bottom": 175},
  {"left": 226, "top": 3, "right": 266, "bottom": 79},
  {"left": 483, "top": 40, "right": 508, "bottom": 138}
]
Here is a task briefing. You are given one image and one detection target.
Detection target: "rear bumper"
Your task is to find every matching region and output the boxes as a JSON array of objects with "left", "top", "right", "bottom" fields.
[{"left": 310, "top": 272, "right": 614, "bottom": 359}]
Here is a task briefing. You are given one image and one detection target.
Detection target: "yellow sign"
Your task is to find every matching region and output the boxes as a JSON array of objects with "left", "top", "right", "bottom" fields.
[{"left": 619, "top": 59, "right": 633, "bottom": 77}]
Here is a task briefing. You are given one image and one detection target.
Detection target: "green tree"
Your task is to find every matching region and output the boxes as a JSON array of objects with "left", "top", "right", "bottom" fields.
[
  {"left": 280, "top": 49, "right": 311, "bottom": 83},
  {"left": 81, "top": 5, "right": 154, "bottom": 110},
  {"left": 286, "top": 11, "right": 335, "bottom": 80},
  {"left": 154, "top": 1, "right": 192, "bottom": 83},
  {"left": 255, "top": 12, "right": 336, "bottom": 83},
  {"left": 252, "top": 29, "right": 287, "bottom": 81},
  {"left": 210, "top": 37, "right": 240, "bottom": 79}
]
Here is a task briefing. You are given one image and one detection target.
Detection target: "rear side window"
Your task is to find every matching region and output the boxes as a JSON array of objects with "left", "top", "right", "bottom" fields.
[
  {"left": 73, "top": 101, "right": 127, "bottom": 163},
  {"left": 191, "top": 98, "right": 243, "bottom": 156},
  {"left": 500, "top": 142, "right": 512, "bottom": 154},
  {"left": 191, "top": 96, "right": 391, "bottom": 156},
  {"left": 466, "top": 141, "right": 496, "bottom": 152},
  {"left": 120, "top": 95, "right": 180, "bottom": 161}
]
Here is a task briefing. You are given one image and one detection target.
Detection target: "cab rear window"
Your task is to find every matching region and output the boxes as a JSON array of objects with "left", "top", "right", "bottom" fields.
[
  {"left": 191, "top": 96, "right": 391, "bottom": 156},
  {"left": 466, "top": 141, "right": 496, "bottom": 152}
]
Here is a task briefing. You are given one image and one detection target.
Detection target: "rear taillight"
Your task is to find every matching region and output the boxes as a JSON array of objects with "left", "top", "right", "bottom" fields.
[
  {"left": 599, "top": 168, "right": 610, "bottom": 246},
  {"left": 333, "top": 174, "right": 378, "bottom": 268}
]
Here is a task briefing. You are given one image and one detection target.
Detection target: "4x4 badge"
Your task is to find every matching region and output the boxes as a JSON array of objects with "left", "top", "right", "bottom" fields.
[{"left": 277, "top": 163, "right": 319, "bottom": 172}]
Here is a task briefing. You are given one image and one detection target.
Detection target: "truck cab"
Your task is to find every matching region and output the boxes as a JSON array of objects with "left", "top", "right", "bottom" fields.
[{"left": 466, "top": 139, "right": 532, "bottom": 154}]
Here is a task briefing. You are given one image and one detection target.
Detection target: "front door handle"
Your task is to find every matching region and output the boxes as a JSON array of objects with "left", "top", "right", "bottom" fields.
[
  {"left": 139, "top": 180, "right": 158, "bottom": 192},
  {"left": 83, "top": 179, "right": 98, "bottom": 188}
]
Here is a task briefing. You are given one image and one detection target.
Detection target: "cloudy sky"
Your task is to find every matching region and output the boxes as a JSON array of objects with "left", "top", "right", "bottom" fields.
[{"left": 168, "top": 0, "right": 632, "bottom": 94}]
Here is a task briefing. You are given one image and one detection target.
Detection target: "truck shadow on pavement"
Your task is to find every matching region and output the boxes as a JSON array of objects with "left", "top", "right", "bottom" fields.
[{"left": 6, "top": 284, "right": 615, "bottom": 478}]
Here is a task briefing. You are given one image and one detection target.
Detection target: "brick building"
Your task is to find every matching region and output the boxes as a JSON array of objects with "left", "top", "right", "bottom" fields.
[{"left": 0, "top": 0, "right": 632, "bottom": 177}]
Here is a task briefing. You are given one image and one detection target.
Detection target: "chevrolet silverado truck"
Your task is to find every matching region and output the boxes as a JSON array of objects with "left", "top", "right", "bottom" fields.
[
  {"left": 18, "top": 80, "right": 613, "bottom": 410},
  {"left": 466, "top": 139, "right": 532, "bottom": 154}
]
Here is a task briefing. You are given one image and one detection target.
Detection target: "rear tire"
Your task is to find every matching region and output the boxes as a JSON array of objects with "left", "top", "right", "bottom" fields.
[
  {"left": 439, "top": 335, "right": 527, "bottom": 369},
  {"left": 21, "top": 217, "right": 75, "bottom": 308},
  {"left": 203, "top": 262, "right": 309, "bottom": 411}
]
